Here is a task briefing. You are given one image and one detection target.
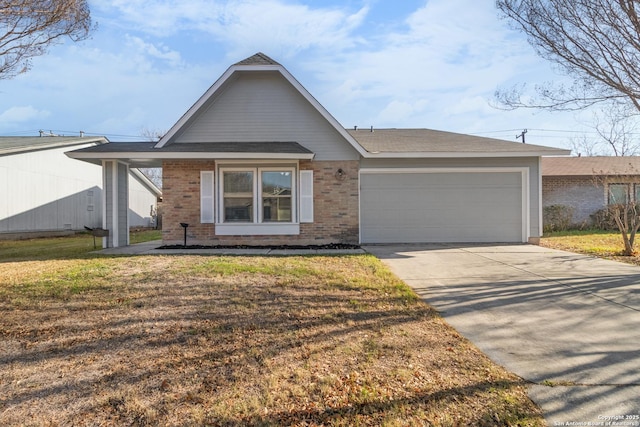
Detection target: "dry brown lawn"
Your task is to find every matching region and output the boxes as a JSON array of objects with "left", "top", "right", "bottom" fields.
[{"left": 0, "top": 252, "right": 543, "bottom": 426}]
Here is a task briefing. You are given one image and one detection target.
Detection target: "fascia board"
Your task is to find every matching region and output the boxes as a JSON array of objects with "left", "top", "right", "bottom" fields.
[
  {"left": 155, "top": 67, "right": 238, "bottom": 148},
  {"left": 364, "top": 149, "right": 571, "bottom": 158},
  {"left": 2, "top": 137, "right": 108, "bottom": 156},
  {"left": 67, "top": 151, "right": 315, "bottom": 160},
  {"left": 275, "top": 67, "right": 371, "bottom": 158},
  {"left": 156, "top": 61, "right": 371, "bottom": 158}
]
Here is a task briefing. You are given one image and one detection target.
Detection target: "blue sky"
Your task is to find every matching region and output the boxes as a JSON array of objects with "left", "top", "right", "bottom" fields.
[{"left": 0, "top": 0, "right": 597, "bottom": 151}]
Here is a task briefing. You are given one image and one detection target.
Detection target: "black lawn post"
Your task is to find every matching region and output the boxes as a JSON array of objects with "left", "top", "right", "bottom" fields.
[{"left": 180, "top": 223, "right": 189, "bottom": 247}]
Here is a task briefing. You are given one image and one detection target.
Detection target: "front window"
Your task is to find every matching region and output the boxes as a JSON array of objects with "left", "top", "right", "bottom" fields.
[
  {"left": 608, "top": 183, "right": 629, "bottom": 205},
  {"left": 223, "top": 171, "right": 254, "bottom": 222},
  {"left": 220, "top": 167, "right": 295, "bottom": 224},
  {"left": 262, "top": 171, "right": 292, "bottom": 222}
]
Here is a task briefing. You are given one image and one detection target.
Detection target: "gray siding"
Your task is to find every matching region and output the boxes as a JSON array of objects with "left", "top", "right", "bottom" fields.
[
  {"left": 104, "top": 162, "right": 114, "bottom": 247},
  {"left": 117, "top": 163, "right": 129, "bottom": 245},
  {"left": 175, "top": 72, "right": 359, "bottom": 161},
  {"left": 360, "top": 156, "right": 542, "bottom": 238}
]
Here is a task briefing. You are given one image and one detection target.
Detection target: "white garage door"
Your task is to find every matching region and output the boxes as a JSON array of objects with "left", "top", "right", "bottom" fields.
[{"left": 360, "top": 170, "right": 525, "bottom": 243}]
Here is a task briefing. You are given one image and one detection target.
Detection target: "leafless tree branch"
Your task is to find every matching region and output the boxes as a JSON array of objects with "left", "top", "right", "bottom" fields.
[
  {"left": 0, "top": 0, "right": 94, "bottom": 79},
  {"left": 496, "top": 0, "right": 640, "bottom": 113}
]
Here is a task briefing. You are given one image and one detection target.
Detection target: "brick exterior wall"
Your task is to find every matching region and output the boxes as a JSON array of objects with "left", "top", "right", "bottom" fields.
[
  {"left": 161, "top": 159, "right": 359, "bottom": 246},
  {"left": 542, "top": 176, "right": 604, "bottom": 226}
]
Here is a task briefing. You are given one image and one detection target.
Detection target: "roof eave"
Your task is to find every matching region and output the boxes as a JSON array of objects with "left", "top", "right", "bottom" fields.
[
  {"left": 365, "top": 149, "right": 571, "bottom": 158},
  {"left": 67, "top": 151, "right": 315, "bottom": 161},
  {"left": 0, "top": 137, "right": 109, "bottom": 156}
]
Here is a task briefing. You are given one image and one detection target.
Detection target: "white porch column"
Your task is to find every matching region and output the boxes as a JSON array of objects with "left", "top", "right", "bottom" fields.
[{"left": 102, "top": 160, "right": 130, "bottom": 248}]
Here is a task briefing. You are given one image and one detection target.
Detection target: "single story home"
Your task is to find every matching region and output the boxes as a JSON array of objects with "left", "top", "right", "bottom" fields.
[
  {"left": 67, "top": 52, "right": 569, "bottom": 248},
  {"left": 0, "top": 135, "right": 161, "bottom": 238},
  {"left": 542, "top": 156, "right": 640, "bottom": 226}
]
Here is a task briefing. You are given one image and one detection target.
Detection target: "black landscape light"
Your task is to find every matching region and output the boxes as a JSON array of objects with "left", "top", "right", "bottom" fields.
[{"left": 180, "top": 223, "right": 189, "bottom": 247}]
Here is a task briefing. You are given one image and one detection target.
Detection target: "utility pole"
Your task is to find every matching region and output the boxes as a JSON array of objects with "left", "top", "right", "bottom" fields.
[{"left": 516, "top": 129, "right": 527, "bottom": 143}]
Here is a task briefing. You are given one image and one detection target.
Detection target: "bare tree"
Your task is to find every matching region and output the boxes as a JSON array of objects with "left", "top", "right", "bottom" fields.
[
  {"left": 0, "top": 0, "right": 93, "bottom": 79},
  {"left": 138, "top": 128, "right": 165, "bottom": 189},
  {"left": 569, "top": 134, "right": 603, "bottom": 157},
  {"left": 592, "top": 104, "right": 640, "bottom": 156},
  {"left": 593, "top": 167, "right": 640, "bottom": 255},
  {"left": 495, "top": 0, "right": 640, "bottom": 113}
]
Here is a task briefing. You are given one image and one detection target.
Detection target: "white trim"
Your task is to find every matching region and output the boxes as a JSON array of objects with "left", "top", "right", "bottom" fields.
[
  {"left": 218, "top": 165, "right": 297, "bottom": 227},
  {"left": 156, "top": 67, "right": 238, "bottom": 148},
  {"left": 358, "top": 167, "right": 530, "bottom": 243},
  {"left": 214, "top": 159, "right": 300, "bottom": 165},
  {"left": 153, "top": 61, "right": 369, "bottom": 156},
  {"left": 68, "top": 151, "right": 314, "bottom": 161},
  {"left": 215, "top": 223, "right": 300, "bottom": 236},
  {"left": 362, "top": 150, "right": 570, "bottom": 158},
  {"left": 360, "top": 167, "right": 531, "bottom": 174},
  {"left": 538, "top": 157, "right": 543, "bottom": 237}
]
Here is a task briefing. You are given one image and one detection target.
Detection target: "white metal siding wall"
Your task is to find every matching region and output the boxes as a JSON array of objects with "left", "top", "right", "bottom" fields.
[
  {"left": 175, "top": 72, "right": 359, "bottom": 161},
  {"left": 0, "top": 145, "right": 102, "bottom": 233},
  {"left": 129, "top": 174, "right": 157, "bottom": 227},
  {"left": 360, "top": 169, "right": 528, "bottom": 243}
]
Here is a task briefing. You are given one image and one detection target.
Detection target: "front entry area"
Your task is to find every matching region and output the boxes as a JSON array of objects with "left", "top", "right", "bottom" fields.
[{"left": 359, "top": 169, "right": 528, "bottom": 243}]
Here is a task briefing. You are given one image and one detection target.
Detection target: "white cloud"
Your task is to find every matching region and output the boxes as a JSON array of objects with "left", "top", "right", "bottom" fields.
[
  {"left": 125, "top": 36, "right": 183, "bottom": 67},
  {"left": 298, "top": 0, "right": 578, "bottom": 139},
  {"left": 0, "top": 1, "right": 586, "bottom": 149},
  {"left": 95, "top": 0, "right": 368, "bottom": 60},
  {"left": 0, "top": 106, "right": 50, "bottom": 127}
]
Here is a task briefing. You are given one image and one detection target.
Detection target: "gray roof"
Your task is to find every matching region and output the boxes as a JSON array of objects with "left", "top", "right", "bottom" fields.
[
  {"left": 234, "top": 52, "right": 281, "bottom": 66},
  {"left": 0, "top": 136, "right": 108, "bottom": 156},
  {"left": 72, "top": 141, "right": 312, "bottom": 154},
  {"left": 67, "top": 141, "right": 315, "bottom": 167},
  {"left": 542, "top": 156, "right": 640, "bottom": 176},
  {"left": 347, "top": 128, "right": 568, "bottom": 155}
]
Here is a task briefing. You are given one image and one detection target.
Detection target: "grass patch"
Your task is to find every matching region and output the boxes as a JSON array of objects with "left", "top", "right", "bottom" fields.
[
  {"left": 0, "top": 229, "right": 161, "bottom": 261},
  {"left": 0, "top": 235, "right": 543, "bottom": 426},
  {"left": 540, "top": 229, "right": 640, "bottom": 266}
]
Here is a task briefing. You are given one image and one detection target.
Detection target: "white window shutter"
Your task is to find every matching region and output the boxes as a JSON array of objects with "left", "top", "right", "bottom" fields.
[
  {"left": 299, "top": 170, "right": 313, "bottom": 223},
  {"left": 201, "top": 171, "right": 215, "bottom": 223}
]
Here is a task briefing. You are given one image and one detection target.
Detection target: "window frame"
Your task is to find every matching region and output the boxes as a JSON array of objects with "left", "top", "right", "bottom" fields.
[
  {"left": 608, "top": 183, "right": 630, "bottom": 205},
  {"left": 216, "top": 165, "right": 299, "bottom": 235}
]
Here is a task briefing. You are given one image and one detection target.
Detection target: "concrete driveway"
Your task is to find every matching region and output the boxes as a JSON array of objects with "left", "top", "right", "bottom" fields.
[{"left": 365, "top": 244, "right": 640, "bottom": 426}]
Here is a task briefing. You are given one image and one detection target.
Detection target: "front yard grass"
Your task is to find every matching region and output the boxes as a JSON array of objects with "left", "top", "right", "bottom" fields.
[
  {"left": 0, "top": 236, "right": 543, "bottom": 426},
  {"left": 540, "top": 229, "right": 640, "bottom": 266},
  {"left": 0, "top": 229, "right": 161, "bottom": 261}
]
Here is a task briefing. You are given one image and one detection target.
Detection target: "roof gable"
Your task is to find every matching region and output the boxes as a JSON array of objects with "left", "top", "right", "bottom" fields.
[
  {"left": 233, "top": 52, "right": 281, "bottom": 66},
  {"left": 156, "top": 53, "right": 367, "bottom": 157}
]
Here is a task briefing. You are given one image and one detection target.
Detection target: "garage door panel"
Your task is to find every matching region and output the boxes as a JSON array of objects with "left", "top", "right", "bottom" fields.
[{"left": 360, "top": 172, "right": 523, "bottom": 243}]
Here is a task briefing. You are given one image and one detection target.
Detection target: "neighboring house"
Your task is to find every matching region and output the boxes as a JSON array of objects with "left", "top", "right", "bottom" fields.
[
  {"left": 67, "top": 53, "right": 569, "bottom": 248},
  {"left": 542, "top": 156, "right": 640, "bottom": 226},
  {"left": 0, "top": 135, "right": 161, "bottom": 238}
]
